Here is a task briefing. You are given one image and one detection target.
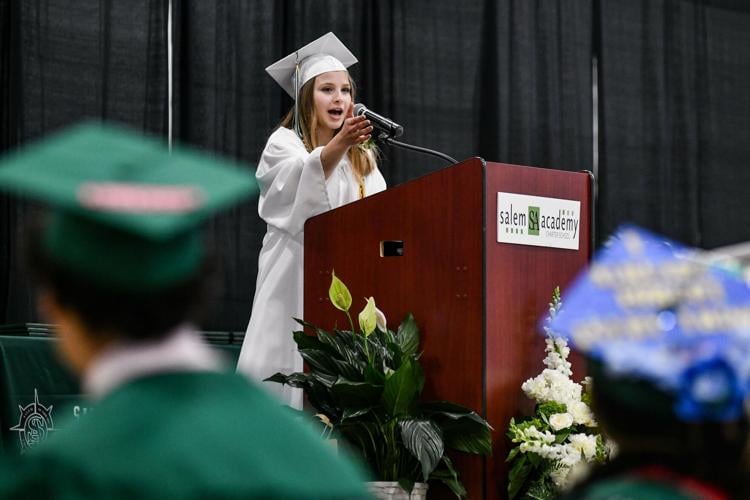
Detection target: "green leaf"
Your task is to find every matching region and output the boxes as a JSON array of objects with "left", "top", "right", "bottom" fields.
[
  {"left": 291, "top": 328, "right": 328, "bottom": 352},
  {"left": 527, "top": 453, "right": 545, "bottom": 467},
  {"left": 595, "top": 434, "right": 610, "bottom": 463},
  {"left": 430, "top": 455, "right": 466, "bottom": 499},
  {"left": 397, "top": 478, "right": 414, "bottom": 495},
  {"left": 442, "top": 424, "right": 492, "bottom": 455},
  {"left": 300, "top": 380, "right": 337, "bottom": 418},
  {"left": 317, "top": 330, "right": 367, "bottom": 374},
  {"left": 292, "top": 319, "right": 339, "bottom": 346},
  {"left": 330, "top": 357, "right": 363, "bottom": 380},
  {"left": 329, "top": 271, "right": 352, "bottom": 312},
  {"left": 396, "top": 313, "right": 420, "bottom": 356},
  {"left": 385, "top": 341, "right": 403, "bottom": 369},
  {"left": 506, "top": 446, "right": 520, "bottom": 463},
  {"left": 525, "top": 473, "right": 556, "bottom": 500},
  {"left": 364, "top": 363, "right": 386, "bottom": 386},
  {"left": 311, "top": 371, "right": 338, "bottom": 388},
  {"left": 264, "top": 372, "right": 310, "bottom": 388},
  {"left": 360, "top": 329, "right": 399, "bottom": 370},
  {"left": 400, "top": 419, "right": 444, "bottom": 481},
  {"left": 419, "top": 401, "right": 492, "bottom": 455},
  {"left": 367, "top": 332, "right": 400, "bottom": 370},
  {"left": 507, "top": 454, "right": 533, "bottom": 500},
  {"left": 381, "top": 327, "right": 397, "bottom": 346},
  {"left": 382, "top": 358, "right": 423, "bottom": 416},
  {"left": 298, "top": 348, "right": 337, "bottom": 375},
  {"left": 338, "top": 420, "right": 384, "bottom": 476},
  {"left": 358, "top": 297, "right": 377, "bottom": 336},
  {"left": 419, "top": 401, "right": 490, "bottom": 425},
  {"left": 537, "top": 401, "right": 567, "bottom": 419},
  {"left": 332, "top": 378, "right": 383, "bottom": 409},
  {"left": 314, "top": 329, "right": 346, "bottom": 355},
  {"left": 554, "top": 428, "right": 573, "bottom": 444},
  {"left": 342, "top": 407, "right": 372, "bottom": 420}
]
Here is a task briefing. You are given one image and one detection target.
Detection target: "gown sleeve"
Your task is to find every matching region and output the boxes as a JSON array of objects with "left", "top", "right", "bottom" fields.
[{"left": 255, "top": 128, "right": 331, "bottom": 236}]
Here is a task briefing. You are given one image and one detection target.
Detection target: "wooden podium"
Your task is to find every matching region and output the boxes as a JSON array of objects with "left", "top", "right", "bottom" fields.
[{"left": 304, "top": 158, "right": 592, "bottom": 499}]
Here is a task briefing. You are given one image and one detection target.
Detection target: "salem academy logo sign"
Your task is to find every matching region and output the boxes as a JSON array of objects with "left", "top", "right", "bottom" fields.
[{"left": 497, "top": 192, "right": 581, "bottom": 250}]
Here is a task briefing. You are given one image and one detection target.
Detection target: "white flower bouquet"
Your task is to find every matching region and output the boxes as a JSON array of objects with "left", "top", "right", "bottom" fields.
[{"left": 506, "top": 288, "right": 610, "bottom": 499}]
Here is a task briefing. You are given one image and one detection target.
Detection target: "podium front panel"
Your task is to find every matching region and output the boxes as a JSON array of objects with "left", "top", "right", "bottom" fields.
[
  {"left": 305, "top": 158, "right": 486, "bottom": 498},
  {"left": 305, "top": 158, "right": 592, "bottom": 499}
]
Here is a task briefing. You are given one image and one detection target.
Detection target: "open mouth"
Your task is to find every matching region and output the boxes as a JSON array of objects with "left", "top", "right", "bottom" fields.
[{"left": 328, "top": 108, "right": 344, "bottom": 119}]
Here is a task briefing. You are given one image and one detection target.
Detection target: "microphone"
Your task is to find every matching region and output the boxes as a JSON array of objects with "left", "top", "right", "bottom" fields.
[{"left": 353, "top": 103, "right": 403, "bottom": 138}]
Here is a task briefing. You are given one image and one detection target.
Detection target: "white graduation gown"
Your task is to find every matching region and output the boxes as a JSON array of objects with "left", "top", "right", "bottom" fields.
[{"left": 237, "top": 127, "right": 387, "bottom": 408}]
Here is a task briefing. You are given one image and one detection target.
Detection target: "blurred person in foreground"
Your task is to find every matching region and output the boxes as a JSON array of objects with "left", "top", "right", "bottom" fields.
[
  {"left": 548, "top": 226, "right": 750, "bottom": 500},
  {"left": 0, "top": 123, "right": 372, "bottom": 499}
]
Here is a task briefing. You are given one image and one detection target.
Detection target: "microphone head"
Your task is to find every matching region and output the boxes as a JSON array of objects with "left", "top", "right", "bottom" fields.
[{"left": 353, "top": 103, "right": 367, "bottom": 117}]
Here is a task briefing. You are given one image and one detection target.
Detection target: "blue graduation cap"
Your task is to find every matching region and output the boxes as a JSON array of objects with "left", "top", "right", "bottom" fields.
[{"left": 547, "top": 225, "right": 750, "bottom": 422}]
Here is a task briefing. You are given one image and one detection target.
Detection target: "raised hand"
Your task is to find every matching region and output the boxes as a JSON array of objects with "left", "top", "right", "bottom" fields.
[
  {"left": 320, "top": 104, "right": 373, "bottom": 177},
  {"left": 337, "top": 104, "right": 373, "bottom": 147}
]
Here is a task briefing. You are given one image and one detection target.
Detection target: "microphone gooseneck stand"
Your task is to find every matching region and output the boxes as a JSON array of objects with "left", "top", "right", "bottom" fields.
[{"left": 379, "top": 134, "right": 458, "bottom": 166}]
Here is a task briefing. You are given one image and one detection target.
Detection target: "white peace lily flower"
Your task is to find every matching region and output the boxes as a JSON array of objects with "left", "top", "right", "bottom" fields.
[
  {"left": 549, "top": 412, "right": 574, "bottom": 431},
  {"left": 328, "top": 271, "right": 352, "bottom": 312},
  {"left": 358, "top": 297, "right": 377, "bottom": 336},
  {"left": 375, "top": 306, "right": 387, "bottom": 331}
]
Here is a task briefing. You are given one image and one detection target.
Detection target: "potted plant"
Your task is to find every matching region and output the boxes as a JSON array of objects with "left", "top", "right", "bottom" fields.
[{"left": 268, "top": 273, "right": 492, "bottom": 499}]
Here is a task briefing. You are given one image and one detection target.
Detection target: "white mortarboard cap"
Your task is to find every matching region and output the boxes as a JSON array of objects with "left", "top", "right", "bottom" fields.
[{"left": 266, "top": 32, "right": 358, "bottom": 100}]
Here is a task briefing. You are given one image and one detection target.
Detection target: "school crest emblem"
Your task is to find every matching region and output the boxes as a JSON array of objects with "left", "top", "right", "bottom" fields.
[{"left": 10, "top": 389, "right": 55, "bottom": 451}]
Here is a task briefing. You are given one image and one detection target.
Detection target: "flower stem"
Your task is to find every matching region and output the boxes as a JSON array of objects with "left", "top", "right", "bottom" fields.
[
  {"left": 345, "top": 310, "right": 370, "bottom": 361},
  {"left": 345, "top": 310, "right": 355, "bottom": 332}
]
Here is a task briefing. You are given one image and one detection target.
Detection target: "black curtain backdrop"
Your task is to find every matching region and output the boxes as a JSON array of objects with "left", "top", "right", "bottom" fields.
[
  {"left": 173, "top": 1, "right": 277, "bottom": 331},
  {"left": 478, "top": 0, "right": 593, "bottom": 173},
  {"left": 1, "top": 0, "right": 750, "bottom": 331},
  {"left": 0, "top": 0, "right": 19, "bottom": 153},
  {"left": 20, "top": 0, "right": 169, "bottom": 140},
  {"left": 361, "top": 1, "right": 485, "bottom": 181},
  {"left": 0, "top": 0, "right": 20, "bottom": 327},
  {"left": 0, "top": 0, "right": 169, "bottom": 323},
  {"left": 597, "top": 0, "right": 750, "bottom": 247}
]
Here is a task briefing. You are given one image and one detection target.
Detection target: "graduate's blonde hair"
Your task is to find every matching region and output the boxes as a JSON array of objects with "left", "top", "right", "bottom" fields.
[{"left": 280, "top": 75, "right": 377, "bottom": 178}]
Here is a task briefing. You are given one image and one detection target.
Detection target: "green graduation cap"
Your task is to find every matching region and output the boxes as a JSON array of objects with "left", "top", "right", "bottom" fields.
[{"left": 0, "top": 121, "right": 258, "bottom": 292}]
